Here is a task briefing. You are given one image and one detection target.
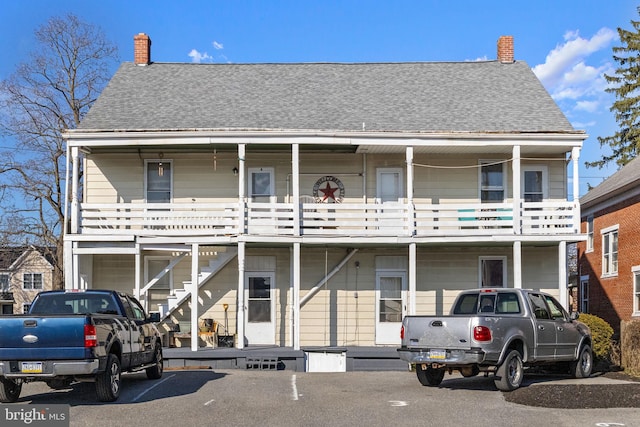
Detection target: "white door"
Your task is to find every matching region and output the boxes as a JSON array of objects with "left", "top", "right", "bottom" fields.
[
  {"left": 376, "top": 168, "right": 403, "bottom": 233},
  {"left": 375, "top": 272, "right": 407, "bottom": 344},
  {"left": 244, "top": 272, "right": 276, "bottom": 345}
]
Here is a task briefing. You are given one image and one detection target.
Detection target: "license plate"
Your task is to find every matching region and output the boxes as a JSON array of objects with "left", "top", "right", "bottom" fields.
[
  {"left": 21, "top": 362, "right": 43, "bottom": 373},
  {"left": 429, "top": 349, "right": 446, "bottom": 360}
]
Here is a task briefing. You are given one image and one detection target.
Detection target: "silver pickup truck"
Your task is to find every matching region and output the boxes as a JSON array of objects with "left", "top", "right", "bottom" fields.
[{"left": 397, "top": 288, "right": 592, "bottom": 391}]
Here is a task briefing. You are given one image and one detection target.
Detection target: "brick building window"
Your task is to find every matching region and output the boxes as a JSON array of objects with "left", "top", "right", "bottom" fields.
[
  {"left": 586, "top": 215, "right": 594, "bottom": 252},
  {"left": 601, "top": 225, "right": 618, "bottom": 277},
  {"left": 23, "top": 273, "right": 43, "bottom": 290},
  {"left": 580, "top": 277, "right": 589, "bottom": 313},
  {"left": 634, "top": 267, "right": 640, "bottom": 315}
]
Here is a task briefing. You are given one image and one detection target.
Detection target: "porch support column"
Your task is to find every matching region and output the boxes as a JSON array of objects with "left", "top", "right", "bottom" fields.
[
  {"left": 292, "top": 242, "right": 301, "bottom": 350},
  {"left": 64, "top": 240, "right": 73, "bottom": 289},
  {"left": 513, "top": 241, "right": 522, "bottom": 289},
  {"left": 70, "top": 146, "right": 80, "bottom": 233},
  {"left": 190, "top": 243, "right": 199, "bottom": 351},
  {"left": 238, "top": 144, "right": 246, "bottom": 234},
  {"left": 572, "top": 147, "right": 581, "bottom": 231},
  {"left": 292, "top": 144, "right": 300, "bottom": 235},
  {"left": 406, "top": 146, "right": 415, "bottom": 236},
  {"left": 134, "top": 243, "right": 141, "bottom": 302},
  {"left": 512, "top": 145, "right": 521, "bottom": 234},
  {"left": 558, "top": 241, "right": 568, "bottom": 309},
  {"left": 409, "top": 243, "right": 416, "bottom": 315},
  {"left": 237, "top": 241, "right": 246, "bottom": 349}
]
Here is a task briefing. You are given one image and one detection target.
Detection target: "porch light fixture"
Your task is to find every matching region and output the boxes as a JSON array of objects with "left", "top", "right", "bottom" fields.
[
  {"left": 158, "top": 153, "right": 164, "bottom": 177},
  {"left": 232, "top": 167, "right": 238, "bottom": 176}
]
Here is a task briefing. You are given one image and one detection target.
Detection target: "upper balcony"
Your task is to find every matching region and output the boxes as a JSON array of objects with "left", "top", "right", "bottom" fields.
[{"left": 75, "top": 199, "right": 579, "bottom": 241}]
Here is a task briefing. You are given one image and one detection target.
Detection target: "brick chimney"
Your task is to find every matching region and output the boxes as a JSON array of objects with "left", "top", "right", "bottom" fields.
[
  {"left": 497, "top": 35, "right": 514, "bottom": 63},
  {"left": 134, "top": 33, "right": 151, "bottom": 65}
]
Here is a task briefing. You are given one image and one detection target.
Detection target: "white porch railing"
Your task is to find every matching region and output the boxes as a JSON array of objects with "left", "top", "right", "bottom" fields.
[{"left": 77, "top": 200, "right": 578, "bottom": 238}]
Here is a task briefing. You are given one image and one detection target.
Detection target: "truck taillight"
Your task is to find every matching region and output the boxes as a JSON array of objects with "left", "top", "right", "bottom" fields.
[
  {"left": 84, "top": 324, "right": 97, "bottom": 347},
  {"left": 400, "top": 325, "right": 405, "bottom": 340},
  {"left": 473, "top": 326, "right": 492, "bottom": 342}
]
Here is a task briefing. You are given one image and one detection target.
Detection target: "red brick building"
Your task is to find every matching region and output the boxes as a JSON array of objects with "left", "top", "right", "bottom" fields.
[{"left": 578, "top": 156, "right": 640, "bottom": 335}]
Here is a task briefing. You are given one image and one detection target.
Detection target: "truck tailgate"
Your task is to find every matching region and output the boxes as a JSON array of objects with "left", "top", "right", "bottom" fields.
[
  {"left": 0, "top": 316, "right": 91, "bottom": 360},
  {"left": 404, "top": 316, "right": 474, "bottom": 349}
]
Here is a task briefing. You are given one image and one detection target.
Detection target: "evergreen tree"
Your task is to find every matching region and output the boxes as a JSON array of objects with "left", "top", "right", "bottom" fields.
[{"left": 588, "top": 9, "right": 640, "bottom": 169}]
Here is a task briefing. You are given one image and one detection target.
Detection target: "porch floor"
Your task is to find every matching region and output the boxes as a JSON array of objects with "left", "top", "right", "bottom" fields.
[{"left": 162, "top": 345, "right": 408, "bottom": 372}]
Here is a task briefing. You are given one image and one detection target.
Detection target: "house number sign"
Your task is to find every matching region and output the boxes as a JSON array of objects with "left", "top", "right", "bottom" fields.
[{"left": 313, "top": 176, "right": 345, "bottom": 203}]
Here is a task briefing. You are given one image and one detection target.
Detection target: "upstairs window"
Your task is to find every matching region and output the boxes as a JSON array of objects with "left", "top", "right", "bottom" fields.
[
  {"left": 0, "top": 274, "right": 9, "bottom": 291},
  {"left": 602, "top": 225, "right": 618, "bottom": 277},
  {"left": 23, "top": 273, "right": 42, "bottom": 290},
  {"left": 586, "top": 216, "right": 594, "bottom": 252},
  {"left": 146, "top": 160, "right": 172, "bottom": 203},
  {"left": 480, "top": 161, "right": 505, "bottom": 203}
]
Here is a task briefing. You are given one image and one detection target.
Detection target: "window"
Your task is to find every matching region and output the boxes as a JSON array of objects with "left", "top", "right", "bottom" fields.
[
  {"left": 479, "top": 257, "right": 506, "bottom": 288},
  {"left": 0, "top": 274, "right": 8, "bottom": 291},
  {"left": 522, "top": 166, "right": 548, "bottom": 202},
  {"left": 22, "top": 303, "right": 31, "bottom": 314},
  {"left": 580, "top": 276, "right": 589, "bottom": 313},
  {"left": 146, "top": 160, "right": 172, "bottom": 203},
  {"left": 586, "top": 216, "right": 594, "bottom": 252},
  {"left": 634, "top": 267, "right": 640, "bottom": 314},
  {"left": 480, "top": 161, "right": 505, "bottom": 203},
  {"left": 248, "top": 167, "right": 274, "bottom": 202},
  {"left": 1, "top": 304, "right": 13, "bottom": 315},
  {"left": 602, "top": 225, "right": 618, "bottom": 276},
  {"left": 23, "top": 273, "right": 42, "bottom": 290}
]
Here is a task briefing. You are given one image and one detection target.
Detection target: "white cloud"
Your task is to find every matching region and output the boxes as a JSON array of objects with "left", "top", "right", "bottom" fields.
[
  {"left": 188, "top": 49, "right": 213, "bottom": 63},
  {"left": 532, "top": 28, "right": 617, "bottom": 117},
  {"left": 213, "top": 41, "right": 224, "bottom": 50}
]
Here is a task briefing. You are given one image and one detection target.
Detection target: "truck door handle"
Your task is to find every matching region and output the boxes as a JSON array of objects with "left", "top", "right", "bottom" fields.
[
  {"left": 538, "top": 325, "right": 545, "bottom": 331},
  {"left": 557, "top": 327, "right": 564, "bottom": 332}
]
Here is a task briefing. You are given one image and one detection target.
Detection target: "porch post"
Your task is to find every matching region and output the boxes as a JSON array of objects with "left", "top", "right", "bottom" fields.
[
  {"left": 513, "top": 241, "right": 522, "bottom": 288},
  {"left": 292, "top": 144, "right": 300, "bottom": 235},
  {"left": 406, "top": 146, "right": 415, "bottom": 236},
  {"left": 512, "top": 145, "right": 521, "bottom": 234},
  {"left": 64, "top": 240, "right": 73, "bottom": 289},
  {"left": 237, "top": 241, "right": 246, "bottom": 349},
  {"left": 409, "top": 243, "right": 416, "bottom": 314},
  {"left": 191, "top": 243, "right": 199, "bottom": 351},
  {"left": 238, "top": 144, "right": 246, "bottom": 234},
  {"left": 572, "top": 147, "right": 581, "bottom": 231},
  {"left": 134, "top": 243, "right": 141, "bottom": 302},
  {"left": 558, "top": 241, "right": 568, "bottom": 309},
  {"left": 293, "top": 242, "right": 301, "bottom": 350},
  {"left": 70, "top": 146, "right": 80, "bottom": 233}
]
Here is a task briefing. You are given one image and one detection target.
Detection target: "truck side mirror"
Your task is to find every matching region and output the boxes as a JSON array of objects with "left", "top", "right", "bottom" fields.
[{"left": 570, "top": 311, "right": 580, "bottom": 321}]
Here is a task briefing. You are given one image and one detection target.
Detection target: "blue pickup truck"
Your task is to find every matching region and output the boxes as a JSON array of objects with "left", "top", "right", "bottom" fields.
[{"left": 0, "top": 289, "right": 163, "bottom": 402}]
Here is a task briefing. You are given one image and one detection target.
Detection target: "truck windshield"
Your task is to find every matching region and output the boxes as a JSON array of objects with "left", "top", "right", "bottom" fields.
[{"left": 29, "top": 293, "right": 119, "bottom": 315}]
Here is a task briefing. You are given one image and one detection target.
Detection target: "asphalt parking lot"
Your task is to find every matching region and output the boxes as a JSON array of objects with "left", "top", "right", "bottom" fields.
[{"left": 7, "top": 369, "right": 640, "bottom": 427}]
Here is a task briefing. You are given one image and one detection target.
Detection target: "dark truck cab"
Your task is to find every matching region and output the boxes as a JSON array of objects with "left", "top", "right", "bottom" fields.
[{"left": 0, "top": 289, "right": 163, "bottom": 402}]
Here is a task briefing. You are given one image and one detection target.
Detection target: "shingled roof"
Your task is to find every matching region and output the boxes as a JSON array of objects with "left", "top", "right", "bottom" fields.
[
  {"left": 78, "top": 59, "right": 574, "bottom": 134},
  {"left": 580, "top": 156, "right": 640, "bottom": 208}
]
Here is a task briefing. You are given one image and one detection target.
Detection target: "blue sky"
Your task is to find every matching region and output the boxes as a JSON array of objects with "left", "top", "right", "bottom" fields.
[{"left": 1, "top": 0, "right": 638, "bottom": 197}]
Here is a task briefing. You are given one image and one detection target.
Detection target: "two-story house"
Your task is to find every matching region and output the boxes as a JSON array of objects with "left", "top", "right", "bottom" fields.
[
  {"left": 63, "top": 34, "right": 586, "bottom": 351},
  {"left": 0, "top": 246, "right": 55, "bottom": 314},
  {"left": 577, "top": 156, "right": 640, "bottom": 334}
]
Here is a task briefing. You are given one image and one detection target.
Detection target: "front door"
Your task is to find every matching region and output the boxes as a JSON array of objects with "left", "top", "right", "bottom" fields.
[
  {"left": 244, "top": 272, "right": 276, "bottom": 345},
  {"left": 376, "top": 168, "right": 403, "bottom": 233},
  {"left": 375, "top": 272, "right": 406, "bottom": 345}
]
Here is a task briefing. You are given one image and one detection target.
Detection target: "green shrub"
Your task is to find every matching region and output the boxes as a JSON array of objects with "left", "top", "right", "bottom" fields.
[{"left": 578, "top": 313, "right": 613, "bottom": 361}]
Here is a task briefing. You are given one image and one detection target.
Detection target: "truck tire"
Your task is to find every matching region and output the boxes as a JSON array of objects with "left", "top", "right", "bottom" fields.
[
  {"left": 416, "top": 364, "right": 445, "bottom": 386},
  {"left": 0, "top": 378, "right": 22, "bottom": 403},
  {"left": 494, "top": 349, "right": 523, "bottom": 391},
  {"left": 96, "top": 353, "right": 121, "bottom": 402},
  {"left": 570, "top": 344, "right": 593, "bottom": 379},
  {"left": 146, "top": 343, "right": 164, "bottom": 379}
]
